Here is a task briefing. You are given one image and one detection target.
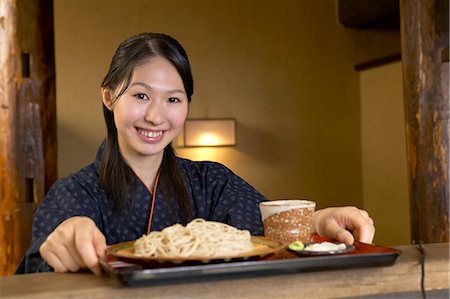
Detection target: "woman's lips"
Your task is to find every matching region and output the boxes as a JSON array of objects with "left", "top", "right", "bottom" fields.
[{"left": 136, "top": 128, "right": 165, "bottom": 142}]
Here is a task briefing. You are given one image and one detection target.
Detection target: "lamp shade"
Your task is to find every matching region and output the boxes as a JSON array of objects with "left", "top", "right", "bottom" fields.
[{"left": 183, "top": 119, "right": 236, "bottom": 147}]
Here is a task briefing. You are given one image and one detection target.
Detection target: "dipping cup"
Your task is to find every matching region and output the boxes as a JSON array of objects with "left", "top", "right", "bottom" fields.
[{"left": 259, "top": 199, "right": 316, "bottom": 244}]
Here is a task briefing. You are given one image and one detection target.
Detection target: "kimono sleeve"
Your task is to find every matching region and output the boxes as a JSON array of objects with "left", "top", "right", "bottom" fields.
[{"left": 15, "top": 175, "right": 102, "bottom": 274}]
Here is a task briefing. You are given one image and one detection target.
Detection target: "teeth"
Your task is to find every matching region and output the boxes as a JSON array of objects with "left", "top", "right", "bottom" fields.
[{"left": 138, "top": 129, "right": 163, "bottom": 138}]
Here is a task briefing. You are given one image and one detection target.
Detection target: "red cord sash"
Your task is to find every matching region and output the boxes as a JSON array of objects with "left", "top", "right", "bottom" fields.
[{"left": 146, "top": 169, "right": 161, "bottom": 235}]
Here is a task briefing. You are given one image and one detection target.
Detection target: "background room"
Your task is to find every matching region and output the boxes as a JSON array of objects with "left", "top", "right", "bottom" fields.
[{"left": 54, "top": 0, "right": 408, "bottom": 246}]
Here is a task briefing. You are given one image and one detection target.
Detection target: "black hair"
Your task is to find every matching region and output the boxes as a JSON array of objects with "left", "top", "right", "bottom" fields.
[{"left": 99, "top": 33, "right": 193, "bottom": 219}]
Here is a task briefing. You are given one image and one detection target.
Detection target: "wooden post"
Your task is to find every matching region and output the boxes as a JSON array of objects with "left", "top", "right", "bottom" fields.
[
  {"left": 400, "top": 0, "right": 449, "bottom": 243},
  {"left": 0, "top": 0, "right": 56, "bottom": 275}
]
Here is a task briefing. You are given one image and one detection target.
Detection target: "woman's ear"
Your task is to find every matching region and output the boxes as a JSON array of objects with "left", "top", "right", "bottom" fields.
[{"left": 101, "top": 88, "right": 114, "bottom": 111}]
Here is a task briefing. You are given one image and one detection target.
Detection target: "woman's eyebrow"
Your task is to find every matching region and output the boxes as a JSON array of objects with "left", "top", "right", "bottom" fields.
[
  {"left": 130, "top": 82, "right": 186, "bottom": 95},
  {"left": 129, "top": 82, "right": 152, "bottom": 90}
]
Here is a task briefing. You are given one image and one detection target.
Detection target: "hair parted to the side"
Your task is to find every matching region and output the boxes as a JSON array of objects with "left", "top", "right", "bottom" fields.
[{"left": 99, "top": 33, "right": 193, "bottom": 220}]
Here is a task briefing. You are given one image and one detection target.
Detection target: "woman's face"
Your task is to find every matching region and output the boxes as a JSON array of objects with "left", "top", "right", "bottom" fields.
[{"left": 104, "top": 57, "right": 188, "bottom": 162}]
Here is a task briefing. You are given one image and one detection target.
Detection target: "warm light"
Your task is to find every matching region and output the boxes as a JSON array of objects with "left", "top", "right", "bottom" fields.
[
  {"left": 197, "top": 133, "right": 221, "bottom": 145},
  {"left": 183, "top": 119, "right": 236, "bottom": 147}
]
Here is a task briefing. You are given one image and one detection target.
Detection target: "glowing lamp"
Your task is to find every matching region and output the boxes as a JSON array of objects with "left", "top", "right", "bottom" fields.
[{"left": 183, "top": 119, "right": 236, "bottom": 147}]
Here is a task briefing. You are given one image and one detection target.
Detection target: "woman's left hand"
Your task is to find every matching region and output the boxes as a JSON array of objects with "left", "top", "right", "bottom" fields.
[{"left": 312, "top": 206, "right": 375, "bottom": 244}]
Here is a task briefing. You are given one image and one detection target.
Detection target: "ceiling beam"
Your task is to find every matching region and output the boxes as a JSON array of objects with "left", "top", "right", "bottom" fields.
[{"left": 338, "top": 0, "right": 399, "bottom": 29}]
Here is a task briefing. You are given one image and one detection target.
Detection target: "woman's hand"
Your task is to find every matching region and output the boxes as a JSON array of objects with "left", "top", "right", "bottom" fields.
[
  {"left": 39, "top": 216, "right": 107, "bottom": 275},
  {"left": 312, "top": 206, "right": 375, "bottom": 244}
]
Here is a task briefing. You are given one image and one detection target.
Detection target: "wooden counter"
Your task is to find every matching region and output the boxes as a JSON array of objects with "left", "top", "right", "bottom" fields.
[{"left": 1, "top": 243, "right": 449, "bottom": 299}]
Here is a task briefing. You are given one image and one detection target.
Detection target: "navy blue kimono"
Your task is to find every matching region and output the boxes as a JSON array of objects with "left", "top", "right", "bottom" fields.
[{"left": 16, "top": 145, "right": 267, "bottom": 273}]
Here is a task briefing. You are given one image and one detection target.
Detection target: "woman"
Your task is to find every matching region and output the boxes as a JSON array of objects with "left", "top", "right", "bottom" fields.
[{"left": 16, "top": 33, "right": 374, "bottom": 275}]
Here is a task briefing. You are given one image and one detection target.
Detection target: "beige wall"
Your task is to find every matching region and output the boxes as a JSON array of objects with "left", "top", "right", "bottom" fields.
[
  {"left": 360, "top": 62, "right": 410, "bottom": 245},
  {"left": 54, "top": 0, "right": 404, "bottom": 241}
]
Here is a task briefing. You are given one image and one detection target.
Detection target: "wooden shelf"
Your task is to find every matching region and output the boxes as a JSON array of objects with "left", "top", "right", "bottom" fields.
[{"left": 354, "top": 53, "right": 401, "bottom": 71}]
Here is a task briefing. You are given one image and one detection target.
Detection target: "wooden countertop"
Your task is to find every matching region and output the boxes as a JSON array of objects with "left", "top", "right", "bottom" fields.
[{"left": 1, "top": 243, "right": 449, "bottom": 299}]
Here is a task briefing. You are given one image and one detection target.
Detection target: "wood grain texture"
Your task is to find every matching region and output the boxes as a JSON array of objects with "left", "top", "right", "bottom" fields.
[
  {"left": 0, "top": 0, "right": 56, "bottom": 275},
  {"left": 400, "top": 0, "right": 450, "bottom": 243},
  {"left": 1, "top": 243, "right": 448, "bottom": 299}
]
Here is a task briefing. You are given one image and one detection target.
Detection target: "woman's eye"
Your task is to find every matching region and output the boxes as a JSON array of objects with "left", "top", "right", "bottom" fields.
[
  {"left": 134, "top": 93, "right": 148, "bottom": 101},
  {"left": 168, "top": 97, "right": 180, "bottom": 103}
]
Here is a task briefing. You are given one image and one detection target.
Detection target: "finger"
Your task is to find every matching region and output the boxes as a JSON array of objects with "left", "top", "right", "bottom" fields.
[
  {"left": 50, "top": 226, "right": 87, "bottom": 269},
  {"left": 92, "top": 231, "right": 107, "bottom": 275},
  {"left": 40, "top": 241, "right": 80, "bottom": 273},
  {"left": 323, "top": 220, "right": 355, "bottom": 244},
  {"left": 358, "top": 209, "right": 374, "bottom": 226},
  {"left": 64, "top": 243, "right": 87, "bottom": 269},
  {"left": 41, "top": 251, "right": 69, "bottom": 273},
  {"left": 74, "top": 226, "right": 105, "bottom": 275},
  {"left": 352, "top": 209, "right": 375, "bottom": 243},
  {"left": 93, "top": 230, "right": 107, "bottom": 258},
  {"left": 333, "top": 227, "right": 355, "bottom": 244},
  {"left": 354, "top": 223, "right": 376, "bottom": 243},
  {"left": 75, "top": 231, "right": 99, "bottom": 274},
  {"left": 358, "top": 209, "right": 370, "bottom": 219},
  {"left": 342, "top": 208, "right": 371, "bottom": 231},
  {"left": 52, "top": 245, "right": 82, "bottom": 272}
]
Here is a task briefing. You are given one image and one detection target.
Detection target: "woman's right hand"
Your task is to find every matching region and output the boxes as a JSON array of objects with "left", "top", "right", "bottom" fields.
[{"left": 39, "top": 216, "right": 107, "bottom": 275}]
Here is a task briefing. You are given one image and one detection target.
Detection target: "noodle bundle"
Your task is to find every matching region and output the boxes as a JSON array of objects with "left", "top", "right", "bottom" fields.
[{"left": 134, "top": 218, "right": 253, "bottom": 258}]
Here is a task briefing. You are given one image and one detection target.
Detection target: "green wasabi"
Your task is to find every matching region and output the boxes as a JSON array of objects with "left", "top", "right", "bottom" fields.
[{"left": 288, "top": 240, "right": 305, "bottom": 251}]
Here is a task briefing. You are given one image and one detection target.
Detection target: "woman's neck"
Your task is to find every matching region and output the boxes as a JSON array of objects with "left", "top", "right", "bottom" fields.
[{"left": 122, "top": 151, "right": 163, "bottom": 190}]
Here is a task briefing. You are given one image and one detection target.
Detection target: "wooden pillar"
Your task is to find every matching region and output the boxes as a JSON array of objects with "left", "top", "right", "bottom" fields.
[
  {"left": 400, "top": 0, "right": 449, "bottom": 243},
  {"left": 0, "top": 0, "right": 56, "bottom": 275}
]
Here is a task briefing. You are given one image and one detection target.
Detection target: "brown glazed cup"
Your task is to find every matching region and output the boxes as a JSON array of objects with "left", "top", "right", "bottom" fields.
[{"left": 259, "top": 199, "right": 316, "bottom": 244}]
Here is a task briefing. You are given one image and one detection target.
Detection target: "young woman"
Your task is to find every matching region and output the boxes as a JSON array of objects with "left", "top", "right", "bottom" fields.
[{"left": 17, "top": 33, "right": 374, "bottom": 275}]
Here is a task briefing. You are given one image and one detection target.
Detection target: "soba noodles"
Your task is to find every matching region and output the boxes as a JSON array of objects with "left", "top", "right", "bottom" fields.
[{"left": 134, "top": 218, "right": 253, "bottom": 258}]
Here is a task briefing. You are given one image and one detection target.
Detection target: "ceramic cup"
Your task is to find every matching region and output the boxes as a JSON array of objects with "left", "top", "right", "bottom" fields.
[{"left": 259, "top": 199, "right": 316, "bottom": 244}]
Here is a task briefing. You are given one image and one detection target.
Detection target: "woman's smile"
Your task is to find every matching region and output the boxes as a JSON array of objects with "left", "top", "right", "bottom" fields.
[{"left": 136, "top": 128, "right": 165, "bottom": 143}]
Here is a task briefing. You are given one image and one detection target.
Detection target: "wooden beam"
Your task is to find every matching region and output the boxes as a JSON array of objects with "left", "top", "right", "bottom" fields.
[
  {"left": 338, "top": 0, "right": 400, "bottom": 29},
  {"left": 0, "top": 0, "right": 57, "bottom": 275},
  {"left": 400, "top": 0, "right": 449, "bottom": 243}
]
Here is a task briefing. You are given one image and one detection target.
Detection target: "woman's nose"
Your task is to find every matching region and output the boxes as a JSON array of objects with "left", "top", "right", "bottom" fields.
[{"left": 144, "top": 101, "right": 163, "bottom": 125}]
